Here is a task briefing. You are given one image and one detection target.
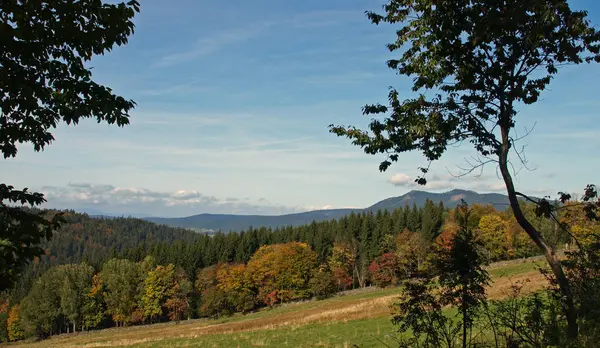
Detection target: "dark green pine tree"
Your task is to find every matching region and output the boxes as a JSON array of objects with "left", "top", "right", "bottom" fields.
[
  {"left": 382, "top": 209, "right": 394, "bottom": 237},
  {"left": 407, "top": 203, "right": 421, "bottom": 232},
  {"left": 371, "top": 210, "right": 384, "bottom": 257},
  {"left": 421, "top": 199, "right": 441, "bottom": 241},
  {"left": 347, "top": 212, "right": 361, "bottom": 243},
  {"left": 437, "top": 201, "right": 446, "bottom": 230},
  {"left": 391, "top": 207, "right": 405, "bottom": 233},
  {"left": 358, "top": 212, "right": 374, "bottom": 286}
]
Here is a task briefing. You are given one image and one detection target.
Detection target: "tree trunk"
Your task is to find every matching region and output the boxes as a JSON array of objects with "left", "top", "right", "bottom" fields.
[{"left": 498, "top": 125, "right": 578, "bottom": 339}]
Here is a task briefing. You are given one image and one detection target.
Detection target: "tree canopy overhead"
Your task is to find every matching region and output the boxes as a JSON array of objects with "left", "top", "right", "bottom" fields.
[
  {"left": 329, "top": 0, "right": 600, "bottom": 339},
  {"left": 0, "top": 0, "right": 141, "bottom": 290},
  {"left": 1, "top": 0, "right": 139, "bottom": 158},
  {"left": 331, "top": 0, "right": 600, "bottom": 175}
]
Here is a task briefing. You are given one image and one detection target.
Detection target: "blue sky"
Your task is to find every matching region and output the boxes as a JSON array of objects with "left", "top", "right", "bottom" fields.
[{"left": 3, "top": 0, "right": 600, "bottom": 217}]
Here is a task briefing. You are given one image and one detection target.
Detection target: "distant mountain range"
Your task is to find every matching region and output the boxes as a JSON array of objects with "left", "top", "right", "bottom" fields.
[{"left": 144, "top": 189, "right": 515, "bottom": 233}]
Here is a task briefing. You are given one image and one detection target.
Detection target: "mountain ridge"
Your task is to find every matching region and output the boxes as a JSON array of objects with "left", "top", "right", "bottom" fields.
[{"left": 143, "top": 189, "right": 518, "bottom": 232}]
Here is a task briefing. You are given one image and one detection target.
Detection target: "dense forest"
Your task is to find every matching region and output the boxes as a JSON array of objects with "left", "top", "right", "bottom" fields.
[{"left": 1, "top": 199, "right": 578, "bottom": 342}]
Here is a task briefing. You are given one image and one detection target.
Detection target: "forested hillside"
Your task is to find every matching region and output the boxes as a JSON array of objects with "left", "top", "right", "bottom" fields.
[
  {"left": 4, "top": 211, "right": 201, "bottom": 308},
  {"left": 41, "top": 211, "right": 201, "bottom": 267},
  {"left": 145, "top": 189, "right": 517, "bottom": 232},
  {"left": 3, "top": 198, "right": 578, "bottom": 342}
]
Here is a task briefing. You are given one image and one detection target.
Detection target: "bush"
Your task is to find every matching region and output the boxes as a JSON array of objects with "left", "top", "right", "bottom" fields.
[
  {"left": 483, "top": 280, "right": 563, "bottom": 348},
  {"left": 7, "top": 305, "right": 24, "bottom": 341},
  {"left": 199, "top": 288, "right": 232, "bottom": 318},
  {"left": 309, "top": 269, "right": 337, "bottom": 300}
]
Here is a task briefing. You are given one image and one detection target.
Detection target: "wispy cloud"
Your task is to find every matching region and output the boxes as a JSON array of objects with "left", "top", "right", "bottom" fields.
[
  {"left": 136, "top": 79, "right": 217, "bottom": 97},
  {"left": 154, "top": 22, "right": 274, "bottom": 68},
  {"left": 153, "top": 10, "right": 368, "bottom": 68},
  {"left": 221, "top": 136, "right": 317, "bottom": 152}
]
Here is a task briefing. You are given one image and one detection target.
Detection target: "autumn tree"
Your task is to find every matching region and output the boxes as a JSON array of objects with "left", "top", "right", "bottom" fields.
[
  {"left": 327, "top": 243, "right": 356, "bottom": 290},
  {"left": 247, "top": 242, "right": 317, "bottom": 304},
  {"left": 7, "top": 305, "right": 23, "bottom": 342},
  {"left": 195, "top": 265, "right": 219, "bottom": 295},
  {"left": 142, "top": 264, "right": 175, "bottom": 323},
  {"left": 476, "top": 214, "right": 509, "bottom": 262},
  {"left": 395, "top": 228, "right": 430, "bottom": 278},
  {"left": 369, "top": 252, "right": 400, "bottom": 287},
  {"left": 329, "top": 0, "right": 600, "bottom": 337},
  {"left": 216, "top": 263, "right": 255, "bottom": 313},
  {"left": 166, "top": 268, "right": 193, "bottom": 321},
  {"left": 0, "top": 0, "right": 140, "bottom": 292},
  {"left": 195, "top": 265, "right": 229, "bottom": 318},
  {"left": 560, "top": 201, "right": 600, "bottom": 248},
  {"left": 82, "top": 274, "right": 106, "bottom": 330}
]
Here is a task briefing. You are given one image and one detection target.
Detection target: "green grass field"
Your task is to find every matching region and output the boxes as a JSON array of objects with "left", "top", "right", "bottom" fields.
[{"left": 9, "top": 257, "right": 549, "bottom": 348}]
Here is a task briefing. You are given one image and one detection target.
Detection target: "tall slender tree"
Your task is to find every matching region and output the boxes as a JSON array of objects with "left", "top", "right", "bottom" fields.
[{"left": 329, "top": 0, "right": 600, "bottom": 337}]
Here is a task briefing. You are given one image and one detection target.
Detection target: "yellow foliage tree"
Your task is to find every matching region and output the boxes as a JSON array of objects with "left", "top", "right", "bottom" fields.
[
  {"left": 7, "top": 305, "right": 24, "bottom": 342},
  {"left": 476, "top": 214, "right": 509, "bottom": 261},
  {"left": 247, "top": 242, "right": 317, "bottom": 304}
]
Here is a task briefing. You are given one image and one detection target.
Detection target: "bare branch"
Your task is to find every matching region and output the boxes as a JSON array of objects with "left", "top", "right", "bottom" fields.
[
  {"left": 513, "top": 122, "right": 537, "bottom": 142},
  {"left": 449, "top": 154, "right": 497, "bottom": 178},
  {"left": 511, "top": 141, "right": 536, "bottom": 173}
]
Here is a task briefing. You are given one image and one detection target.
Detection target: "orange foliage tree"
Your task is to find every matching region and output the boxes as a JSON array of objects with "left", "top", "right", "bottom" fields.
[
  {"left": 247, "top": 242, "right": 317, "bottom": 305},
  {"left": 216, "top": 263, "right": 255, "bottom": 312}
]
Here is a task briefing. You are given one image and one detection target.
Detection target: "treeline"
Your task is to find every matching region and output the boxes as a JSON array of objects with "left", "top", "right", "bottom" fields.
[
  {"left": 2, "top": 242, "right": 327, "bottom": 340},
  {"left": 6, "top": 201, "right": 568, "bottom": 308},
  {"left": 1, "top": 200, "right": 573, "bottom": 341},
  {"left": 120, "top": 200, "right": 563, "bottom": 288}
]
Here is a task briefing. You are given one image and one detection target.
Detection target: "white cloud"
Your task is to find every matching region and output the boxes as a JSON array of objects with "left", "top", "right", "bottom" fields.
[
  {"left": 39, "top": 183, "right": 348, "bottom": 217},
  {"left": 303, "top": 204, "right": 334, "bottom": 211},
  {"left": 389, "top": 173, "right": 413, "bottom": 186},
  {"left": 471, "top": 182, "right": 507, "bottom": 192}
]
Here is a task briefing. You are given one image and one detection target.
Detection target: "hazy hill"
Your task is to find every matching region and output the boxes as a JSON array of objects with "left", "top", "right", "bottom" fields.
[
  {"left": 144, "top": 189, "right": 514, "bottom": 232},
  {"left": 145, "top": 208, "right": 360, "bottom": 233}
]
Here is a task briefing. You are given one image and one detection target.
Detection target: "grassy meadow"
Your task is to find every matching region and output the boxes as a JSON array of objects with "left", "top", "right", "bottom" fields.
[{"left": 9, "top": 256, "right": 549, "bottom": 348}]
